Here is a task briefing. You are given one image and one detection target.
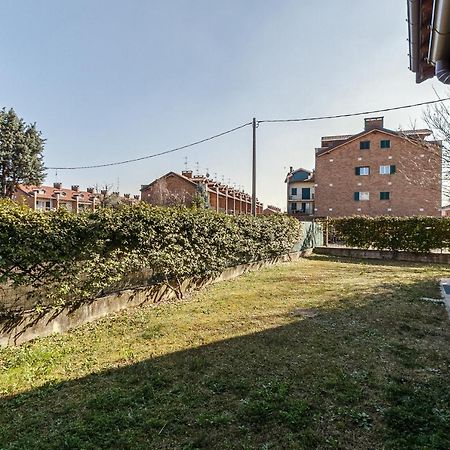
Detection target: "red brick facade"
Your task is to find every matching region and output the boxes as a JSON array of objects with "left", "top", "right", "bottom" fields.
[
  {"left": 314, "top": 119, "right": 441, "bottom": 217},
  {"left": 141, "top": 171, "right": 263, "bottom": 215}
]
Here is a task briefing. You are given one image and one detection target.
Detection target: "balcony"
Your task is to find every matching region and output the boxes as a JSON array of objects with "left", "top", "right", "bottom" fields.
[{"left": 288, "top": 194, "right": 314, "bottom": 201}]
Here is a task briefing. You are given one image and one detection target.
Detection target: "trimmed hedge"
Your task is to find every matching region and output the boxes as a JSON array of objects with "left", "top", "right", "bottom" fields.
[
  {"left": 0, "top": 200, "right": 301, "bottom": 311},
  {"left": 330, "top": 216, "right": 450, "bottom": 253}
]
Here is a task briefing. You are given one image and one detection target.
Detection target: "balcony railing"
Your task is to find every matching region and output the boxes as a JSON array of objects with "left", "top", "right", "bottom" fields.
[{"left": 289, "top": 195, "right": 314, "bottom": 201}]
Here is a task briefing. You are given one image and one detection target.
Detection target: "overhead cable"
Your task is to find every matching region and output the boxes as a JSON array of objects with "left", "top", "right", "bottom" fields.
[
  {"left": 46, "top": 97, "right": 450, "bottom": 170},
  {"left": 258, "top": 97, "right": 450, "bottom": 123},
  {"left": 46, "top": 122, "right": 252, "bottom": 170}
]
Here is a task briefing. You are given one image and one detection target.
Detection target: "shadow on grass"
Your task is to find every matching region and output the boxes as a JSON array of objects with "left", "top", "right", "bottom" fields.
[{"left": 1, "top": 279, "right": 450, "bottom": 450}]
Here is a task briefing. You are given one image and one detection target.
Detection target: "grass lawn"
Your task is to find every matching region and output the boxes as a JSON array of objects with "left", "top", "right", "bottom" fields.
[{"left": 1, "top": 255, "right": 450, "bottom": 449}]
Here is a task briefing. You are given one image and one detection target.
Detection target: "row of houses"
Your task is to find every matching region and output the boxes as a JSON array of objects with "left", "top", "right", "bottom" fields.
[
  {"left": 12, "top": 172, "right": 265, "bottom": 215},
  {"left": 286, "top": 117, "right": 442, "bottom": 218},
  {"left": 13, "top": 183, "right": 140, "bottom": 212}
]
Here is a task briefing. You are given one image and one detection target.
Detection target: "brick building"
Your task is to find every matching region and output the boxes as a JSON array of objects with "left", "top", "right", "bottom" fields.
[
  {"left": 285, "top": 168, "right": 315, "bottom": 218},
  {"left": 14, "top": 183, "right": 140, "bottom": 212},
  {"left": 313, "top": 117, "right": 441, "bottom": 217},
  {"left": 141, "top": 170, "right": 263, "bottom": 214}
]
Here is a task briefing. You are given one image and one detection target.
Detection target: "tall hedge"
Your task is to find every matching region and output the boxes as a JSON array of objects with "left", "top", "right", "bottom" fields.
[
  {"left": 330, "top": 216, "right": 450, "bottom": 253},
  {"left": 0, "top": 200, "right": 301, "bottom": 311}
]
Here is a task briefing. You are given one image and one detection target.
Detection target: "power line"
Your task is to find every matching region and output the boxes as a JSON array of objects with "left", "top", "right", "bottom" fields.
[
  {"left": 46, "top": 97, "right": 450, "bottom": 170},
  {"left": 258, "top": 97, "right": 450, "bottom": 124},
  {"left": 46, "top": 122, "right": 252, "bottom": 170}
]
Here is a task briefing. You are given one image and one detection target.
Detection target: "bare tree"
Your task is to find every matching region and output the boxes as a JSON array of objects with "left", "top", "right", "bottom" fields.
[
  {"left": 423, "top": 99, "right": 450, "bottom": 200},
  {"left": 151, "top": 177, "right": 191, "bottom": 207},
  {"left": 395, "top": 129, "right": 443, "bottom": 199}
]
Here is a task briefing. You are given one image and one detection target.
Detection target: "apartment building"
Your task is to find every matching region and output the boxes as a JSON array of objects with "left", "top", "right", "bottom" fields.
[
  {"left": 141, "top": 170, "right": 263, "bottom": 214},
  {"left": 285, "top": 168, "right": 315, "bottom": 218},
  {"left": 314, "top": 117, "right": 441, "bottom": 217}
]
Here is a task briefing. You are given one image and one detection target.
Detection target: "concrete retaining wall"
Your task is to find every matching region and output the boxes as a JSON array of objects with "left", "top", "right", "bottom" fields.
[
  {"left": 0, "top": 251, "right": 309, "bottom": 347},
  {"left": 314, "top": 246, "right": 450, "bottom": 264}
]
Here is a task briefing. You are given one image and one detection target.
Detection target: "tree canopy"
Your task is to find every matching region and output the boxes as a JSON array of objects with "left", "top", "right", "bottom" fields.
[{"left": 0, "top": 108, "right": 46, "bottom": 198}]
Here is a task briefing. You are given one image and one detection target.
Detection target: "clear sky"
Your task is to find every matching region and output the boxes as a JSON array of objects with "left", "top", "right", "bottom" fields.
[{"left": 0, "top": 0, "right": 447, "bottom": 209}]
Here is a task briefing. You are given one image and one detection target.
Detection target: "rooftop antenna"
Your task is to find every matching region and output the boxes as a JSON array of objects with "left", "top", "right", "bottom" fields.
[
  {"left": 195, "top": 161, "right": 200, "bottom": 175},
  {"left": 184, "top": 156, "right": 188, "bottom": 171},
  {"left": 205, "top": 167, "right": 210, "bottom": 178},
  {"left": 214, "top": 172, "right": 217, "bottom": 180}
]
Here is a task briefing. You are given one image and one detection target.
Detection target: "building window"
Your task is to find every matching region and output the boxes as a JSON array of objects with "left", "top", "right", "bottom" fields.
[
  {"left": 36, "top": 200, "right": 51, "bottom": 211},
  {"left": 380, "top": 191, "right": 390, "bottom": 200},
  {"left": 291, "top": 202, "right": 297, "bottom": 212},
  {"left": 354, "top": 192, "right": 369, "bottom": 201},
  {"left": 360, "top": 141, "right": 370, "bottom": 150},
  {"left": 291, "top": 187, "right": 297, "bottom": 196},
  {"left": 355, "top": 166, "right": 370, "bottom": 176},
  {"left": 379, "top": 165, "right": 396, "bottom": 175},
  {"left": 301, "top": 187, "right": 311, "bottom": 199},
  {"left": 380, "top": 140, "right": 391, "bottom": 149}
]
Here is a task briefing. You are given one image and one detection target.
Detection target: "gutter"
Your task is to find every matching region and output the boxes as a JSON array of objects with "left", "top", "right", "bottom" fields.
[
  {"left": 407, "top": 0, "right": 420, "bottom": 74},
  {"left": 429, "top": 0, "right": 450, "bottom": 83}
]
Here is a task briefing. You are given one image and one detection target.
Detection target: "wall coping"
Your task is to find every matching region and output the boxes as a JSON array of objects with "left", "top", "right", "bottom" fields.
[
  {"left": 314, "top": 246, "right": 450, "bottom": 264},
  {"left": 0, "top": 250, "right": 310, "bottom": 347}
]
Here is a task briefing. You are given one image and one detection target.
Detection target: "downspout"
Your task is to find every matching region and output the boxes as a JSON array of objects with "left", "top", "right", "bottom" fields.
[{"left": 429, "top": 0, "right": 450, "bottom": 83}]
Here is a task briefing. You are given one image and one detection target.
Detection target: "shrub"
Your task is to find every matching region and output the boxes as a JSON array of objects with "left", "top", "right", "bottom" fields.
[
  {"left": 329, "top": 216, "right": 450, "bottom": 252},
  {"left": 0, "top": 200, "right": 301, "bottom": 311}
]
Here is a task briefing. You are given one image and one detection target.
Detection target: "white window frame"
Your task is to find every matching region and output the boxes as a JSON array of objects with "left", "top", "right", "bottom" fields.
[
  {"left": 360, "top": 192, "right": 370, "bottom": 201},
  {"left": 379, "top": 165, "right": 391, "bottom": 175},
  {"left": 359, "top": 166, "right": 370, "bottom": 176}
]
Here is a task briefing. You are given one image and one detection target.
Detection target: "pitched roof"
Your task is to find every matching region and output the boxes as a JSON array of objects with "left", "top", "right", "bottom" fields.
[
  {"left": 285, "top": 168, "right": 314, "bottom": 183},
  {"left": 17, "top": 184, "right": 95, "bottom": 203},
  {"left": 316, "top": 127, "right": 433, "bottom": 157}
]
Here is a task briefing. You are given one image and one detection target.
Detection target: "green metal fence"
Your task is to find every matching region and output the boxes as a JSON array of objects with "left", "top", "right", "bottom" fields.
[{"left": 292, "top": 220, "right": 324, "bottom": 251}]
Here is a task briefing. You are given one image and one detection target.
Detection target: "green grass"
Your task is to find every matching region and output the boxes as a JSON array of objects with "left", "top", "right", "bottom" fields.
[{"left": 1, "top": 255, "right": 450, "bottom": 449}]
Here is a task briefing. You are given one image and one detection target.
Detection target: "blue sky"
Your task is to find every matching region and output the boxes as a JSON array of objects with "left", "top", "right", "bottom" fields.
[{"left": 0, "top": 0, "right": 447, "bottom": 209}]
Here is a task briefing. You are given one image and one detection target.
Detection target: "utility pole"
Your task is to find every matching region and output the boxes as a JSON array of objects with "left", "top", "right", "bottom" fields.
[{"left": 252, "top": 117, "right": 257, "bottom": 216}]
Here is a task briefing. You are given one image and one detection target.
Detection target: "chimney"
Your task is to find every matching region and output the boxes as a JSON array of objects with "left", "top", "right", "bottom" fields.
[
  {"left": 133, "top": 194, "right": 140, "bottom": 200},
  {"left": 71, "top": 185, "right": 79, "bottom": 192},
  {"left": 87, "top": 187, "right": 94, "bottom": 194},
  {"left": 289, "top": 166, "right": 293, "bottom": 173},
  {"left": 182, "top": 170, "right": 193, "bottom": 179},
  {"left": 124, "top": 193, "right": 130, "bottom": 199},
  {"left": 112, "top": 192, "right": 119, "bottom": 196},
  {"left": 100, "top": 189, "right": 107, "bottom": 196},
  {"left": 364, "top": 117, "right": 384, "bottom": 131},
  {"left": 53, "top": 182, "right": 62, "bottom": 189}
]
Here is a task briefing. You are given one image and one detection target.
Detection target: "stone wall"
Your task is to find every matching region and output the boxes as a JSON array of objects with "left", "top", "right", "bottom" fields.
[
  {"left": 0, "top": 251, "right": 309, "bottom": 347},
  {"left": 314, "top": 246, "right": 450, "bottom": 263}
]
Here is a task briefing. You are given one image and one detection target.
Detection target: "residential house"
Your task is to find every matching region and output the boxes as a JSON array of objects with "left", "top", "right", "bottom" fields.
[
  {"left": 14, "top": 183, "right": 141, "bottom": 212},
  {"left": 314, "top": 117, "right": 441, "bottom": 217},
  {"left": 263, "top": 205, "right": 281, "bottom": 215},
  {"left": 14, "top": 183, "right": 98, "bottom": 212},
  {"left": 285, "top": 167, "right": 315, "bottom": 218},
  {"left": 141, "top": 170, "right": 263, "bottom": 214}
]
